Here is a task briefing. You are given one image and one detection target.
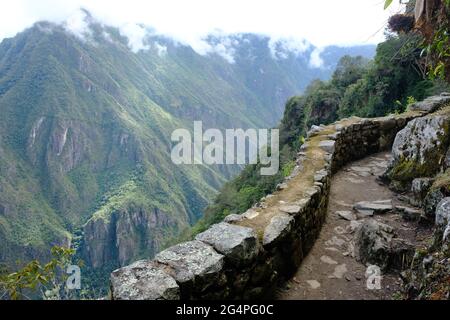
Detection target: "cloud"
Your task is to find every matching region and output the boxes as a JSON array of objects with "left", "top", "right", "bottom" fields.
[
  {"left": 309, "top": 47, "right": 325, "bottom": 68},
  {"left": 0, "top": 0, "right": 405, "bottom": 58},
  {"left": 64, "top": 9, "right": 92, "bottom": 40},
  {"left": 154, "top": 42, "right": 168, "bottom": 57},
  {"left": 269, "top": 37, "right": 311, "bottom": 60},
  {"left": 119, "top": 23, "right": 150, "bottom": 53}
]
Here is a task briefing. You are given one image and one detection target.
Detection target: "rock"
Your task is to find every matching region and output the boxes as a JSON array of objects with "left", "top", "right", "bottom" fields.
[
  {"left": 355, "top": 220, "right": 415, "bottom": 271},
  {"left": 349, "top": 221, "right": 362, "bottom": 233},
  {"left": 306, "top": 280, "right": 321, "bottom": 289},
  {"left": 394, "top": 205, "right": 423, "bottom": 222},
  {"left": 307, "top": 125, "right": 325, "bottom": 138},
  {"left": 353, "top": 200, "right": 393, "bottom": 216},
  {"left": 110, "top": 260, "right": 180, "bottom": 300},
  {"left": 279, "top": 205, "right": 302, "bottom": 215},
  {"left": 314, "top": 169, "right": 329, "bottom": 183},
  {"left": 277, "top": 183, "right": 288, "bottom": 191},
  {"left": 336, "top": 211, "right": 357, "bottom": 221},
  {"left": 411, "top": 178, "right": 434, "bottom": 205},
  {"left": 319, "top": 140, "right": 336, "bottom": 154},
  {"left": 196, "top": 223, "right": 259, "bottom": 266},
  {"left": 155, "top": 241, "right": 224, "bottom": 289},
  {"left": 243, "top": 209, "right": 260, "bottom": 220},
  {"left": 409, "top": 95, "right": 450, "bottom": 113},
  {"left": 224, "top": 214, "right": 244, "bottom": 223},
  {"left": 329, "top": 264, "right": 348, "bottom": 279},
  {"left": 321, "top": 255, "right": 338, "bottom": 265},
  {"left": 436, "top": 197, "right": 450, "bottom": 227},
  {"left": 384, "top": 113, "right": 450, "bottom": 190},
  {"left": 354, "top": 220, "right": 395, "bottom": 271},
  {"left": 436, "top": 198, "right": 450, "bottom": 244},
  {"left": 351, "top": 166, "right": 372, "bottom": 173},
  {"left": 263, "top": 213, "right": 294, "bottom": 247},
  {"left": 424, "top": 188, "right": 445, "bottom": 217}
]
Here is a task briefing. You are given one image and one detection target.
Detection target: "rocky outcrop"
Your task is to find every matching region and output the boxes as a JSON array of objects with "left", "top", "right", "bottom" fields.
[
  {"left": 384, "top": 107, "right": 450, "bottom": 191},
  {"left": 110, "top": 260, "right": 180, "bottom": 300},
  {"left": 354, "top": 220, "right": 414, "bottom": 271},
  {"left": 82, "top": 207, "right": 174, "bottom": 269},
  {"left": 409, "top": 94, "right": 450, "bottom": 113}
]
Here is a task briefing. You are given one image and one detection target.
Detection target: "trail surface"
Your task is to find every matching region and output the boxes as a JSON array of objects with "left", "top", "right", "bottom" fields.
[{"left": 278, "top": 152, "right": 428, "bottom": 300}]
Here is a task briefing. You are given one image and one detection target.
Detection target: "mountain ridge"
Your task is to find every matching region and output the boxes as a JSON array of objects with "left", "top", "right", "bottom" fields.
[{"left": 0, "top": 14, "right": 375, "bottom": 276}]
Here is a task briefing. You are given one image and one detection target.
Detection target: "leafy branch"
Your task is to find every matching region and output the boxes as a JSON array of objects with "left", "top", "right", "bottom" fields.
[{"left": 0, "top": 246, "right": 81, "bottom": 300}]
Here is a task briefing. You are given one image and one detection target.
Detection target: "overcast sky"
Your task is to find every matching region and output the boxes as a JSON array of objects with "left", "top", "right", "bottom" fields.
[{"left": 0, "top": 0, "right": 403, "bottom": 48}]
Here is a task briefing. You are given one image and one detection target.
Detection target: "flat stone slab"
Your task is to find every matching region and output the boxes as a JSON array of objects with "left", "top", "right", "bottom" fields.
[
  {"left": 350, "top": 166, "right": 372, "bottom": 173},
  {"left": 336, "top": 211, "right": 357, "bottom": 221},
  {"left": 110, "top": 260, "right": 180, "bottom": 300},
  {"left": 307, "top": 280, "right": 321, "bottom": 289},
  {"left": 319, "top": 140, "right": 336, "bottom": 154},
  {"left": 394, "top": 205, "right": 423, "bottom": 222},
  {"left": 279, "top": 205, "right": 302, "bottom": 215},
  {"left": 155, "top": 241, "right": 224, "bottom": 284},
  {"left": 409, "top": 95, "right": 450, "bottom": 113},
  {"left": 243, "top": 209, "right": 260, "bottom": 220},
  {"left": 263, "top": 213, "right": 294, "bottom": 247},
  {"left": 196, "top": 223, "right": 259, "bottom": 266},
  {"left": 353, "top": 200, "right": 393, "bottom": 216},
  {"left": 321, "top": 255, "right": 338, "bottom": 265}
]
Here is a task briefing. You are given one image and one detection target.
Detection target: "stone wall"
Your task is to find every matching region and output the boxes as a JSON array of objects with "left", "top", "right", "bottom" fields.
[{"left": 110, "top": 96, "right": 448, "bottom": 301}]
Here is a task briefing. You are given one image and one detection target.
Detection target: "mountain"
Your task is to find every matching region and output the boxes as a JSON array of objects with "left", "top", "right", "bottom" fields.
[{"left": 0, "top": 11, "right": 375, "bottom": 275}]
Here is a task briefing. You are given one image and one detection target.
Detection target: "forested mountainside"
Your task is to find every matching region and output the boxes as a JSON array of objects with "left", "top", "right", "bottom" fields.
[
  {"left": 196, "top": 31, "right": 450, "bottom": 237},
  {"left": 0, "top": 10, "right": 375, "bottom": 281}
]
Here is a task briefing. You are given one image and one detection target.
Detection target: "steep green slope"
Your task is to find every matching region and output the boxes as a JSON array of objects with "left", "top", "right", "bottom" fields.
[{"left": 0, "top": 14, "right": 375, "bottom": 276}]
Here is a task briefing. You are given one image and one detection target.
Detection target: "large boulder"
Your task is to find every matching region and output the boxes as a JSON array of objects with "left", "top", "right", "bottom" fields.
[
  {"left": 354, "top": 220, "right": 414, "bottom": 271},
  {"left": 195, "top": 223, "right": 259, "bottom": 267},
  {"left": 110, "top": 260, "right": 180, "bottom": 300},
  {"left": 155, "top": 241, "right": 224, "bottom": 296},
  {"left": 409, "top": 94, "right": 450, "bottom": 113},
  {"left": 263, "top": 213, "right": 295, "bottom": 248},
  {"left": 384, "top": 112, "right": 450, "bottom": 190}
]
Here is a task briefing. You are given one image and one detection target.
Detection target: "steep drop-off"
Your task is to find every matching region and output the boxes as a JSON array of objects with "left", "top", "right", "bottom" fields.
[{"left": 0, "top": 12, "right": 375, "bottom": 273}]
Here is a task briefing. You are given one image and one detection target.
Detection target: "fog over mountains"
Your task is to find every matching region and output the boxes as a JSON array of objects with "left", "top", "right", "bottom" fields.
[{"left": 0, "top": 10, "right": 375, "bottom": 275}]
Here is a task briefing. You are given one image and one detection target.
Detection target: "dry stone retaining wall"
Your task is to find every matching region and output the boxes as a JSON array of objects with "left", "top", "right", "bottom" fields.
[{"left": 110, "top": 98, "right": 445, "bottom": 300}]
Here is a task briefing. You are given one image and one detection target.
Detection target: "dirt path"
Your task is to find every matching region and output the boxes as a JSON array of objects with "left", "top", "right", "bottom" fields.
[{"left": 277, "top": 152, "right": 429, "bottom": 300}]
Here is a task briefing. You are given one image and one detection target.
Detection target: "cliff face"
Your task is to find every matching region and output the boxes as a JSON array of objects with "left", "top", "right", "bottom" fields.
[{"left": 83, "top": 207, "right": 176, "bottom": 269}]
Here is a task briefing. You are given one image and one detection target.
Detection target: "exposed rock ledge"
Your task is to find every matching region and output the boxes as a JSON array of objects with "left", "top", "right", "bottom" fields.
[{"left": 110, "top": 95, "right": 448, "bottom": 300}]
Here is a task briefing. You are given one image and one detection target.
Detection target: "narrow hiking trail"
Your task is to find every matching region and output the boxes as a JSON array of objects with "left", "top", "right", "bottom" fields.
[{"left": 278, "top": 152, "right": 430, "bottom": 300}]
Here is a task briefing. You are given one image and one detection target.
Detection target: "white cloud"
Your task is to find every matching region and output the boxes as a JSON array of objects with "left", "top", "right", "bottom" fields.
[
  {"left": 64, "top": 10, "right": 92, "bottom": 40},
  {"left": 119, "top": 23, "right": 150, "bottom": 53},
  {"left": 309, "top": 47, "right": 325, "bottom": 68},
  {"left": 0, "top": 0, "right": 405, "bottom": 55},
  {"left": 154, "top": 42, "right": 168, "bottom": 57},
  {"left": 269, "top": 37, "right": 311, "bottom": 60}
]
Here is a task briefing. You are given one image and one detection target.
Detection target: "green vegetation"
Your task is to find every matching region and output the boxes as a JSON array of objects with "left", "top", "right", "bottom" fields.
[
  {"left": 0, "top": 246, "right": 80, "bottom": 300},
  {"left": 196, "top": 32, "right": 449, "bottom": 237},
  {"left": 0, "top": 19, "right": 375, "bottom": 296}
]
